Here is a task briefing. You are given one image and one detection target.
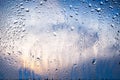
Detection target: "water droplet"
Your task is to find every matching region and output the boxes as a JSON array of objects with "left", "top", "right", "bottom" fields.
[
  {"left": 112, "top": 15, "right": 116, "bottom": 19},
  {"left": 82, "top": 0, "right": 85, "bottom": 3},
  {"left": 92, "top": 59, "right": 96, "bottom": 65},
  {"left": 36, "top": 57, "right": 40, "bottom": 60},
  {"left": 20, "top": 2, "right": 23, "bottom": 6},
  {"left": 43, "top": 0, "right": 47, "bottom": 2},
  {"left": 100, "top": 1, "right": 103, "bottom": 5},
  {"left": 69, "top": 5, "right": 73, "bottom": 9},
  {"left": 63, "top": 8, "right": 66, "bottom": 12},
  {"left": 7, "top": 52, "right": 11, "bottom": 55},
  {"left": 75, "top": 11, "right": 78, "bottom": 15},
  {"left": 114, "top": 1, "right": 118, "bottom": 4},
  {"left": 25, "top": 8, "right": 29, "bottom": 12},
  {"left": 73, "top": 64, "right": 77, "bottom": 69},
  {"left": 105, "top": 0, "right": 109, "bottom": 2},
  {"left": 91, "top": 9, "right": 94, "bottom": 12},
  {"left": 17, "top": 51, "right": 22, "bottom": 55},
  {"left": 14, "top": 20, "right": 18, "bottom": 24},
  {"left": 114, "top": 37, "right": 119, "bottom": 40},
  {"left": 22, "top": 28, "right": 26, "bottom": 32},
  {"left": 73, "top": 63, "right": 77, "bottom": 66},
  {"left": 109, "top": 6, "right": 113, "bottom": 9},
  {"left": 55, "top": 68, "right": 58, "bottom": 71},
  {"left": 53, "top": 32, "right": 57, "bottom": 36},
  {"left": 20, "top": 6, "right": 24, "bottom": 9},
  {"left": 33, "top": 0, "right": 35, "bottom": 2},
  {"left": 96, "top": 8, "right": 101, "bottom": 12},
  {"left": 111, "top": 24, "right": 114, "bottom": 27},
  {"left": 88, "top": 3, "right": 92, "bottom": 7},
  {"left": 71, "top": 26, "right": 75, "bottom": 31},
  {"left": 70, "top": 15, "right": 73, "bottom": 18},
  {"left": 115, "top": 13, "right": 119, "bottom": 16},
  {"left": 40, "top": 1, "right": 43, "bottom": 5}
]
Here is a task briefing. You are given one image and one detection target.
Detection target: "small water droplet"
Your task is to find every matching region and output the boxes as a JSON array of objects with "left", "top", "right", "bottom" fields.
[
  {"left": 114, "top": 37, "right": 119, "bottom": 40},
  {"left": 37, "top": 57, "right": 40, "bottom": 60},
  {"left": 43, "top": 0, "right": 47, "bottom": 2},
  {"left": 55, "top": 68, "right": 58, "bottom": 71},
  {"left": 70, "top": 15, "right": 73, "bottom": 18},
  {"left": 33, "top": 0, "right": 35, "bottom": 2},
  {"left": 14, "top": 20, "right": 18, "bottom": 24},
  {"left": 96, "top": 8, "right": 101, "bottom": 12},
  {"left": 105, "top": 0, "right": 109, "bottom": 2},
  {"left": 109, "top": 6, "right": 113, "bottom": 9},
  {"left": 88, "top": 3, "right": 92, "bottom": 7},
  {"left": 53, "top": 32, "right": 57, "bottom": 36},
  {"left": 115, "top": 13, "right": 119, "bottom": 16},
  {"left": 25, "top": 8, "right": 29, "bottom": 12},
  {"left": 112, "top": 15, "right": 116, "bottom": 19},
  {"left": 69, "top": 5, "right": 73, "bottom": 9},
  {"left": 63, "top": 8, "right": 66, "bottom": 12},
  {"left": 20, "top": 2, "right": 23, "bottom": 6},
  {"left": 40, "top": 1, "right": 43, "bottom": 5},
  {"left": 20, "top": 6, "right": 24, "bottom": 9},
  {"left": 92, "top": 59, "right": 96, "bottom": 65},
  {"left": 73, "top": 63, "right": 77, "bottom": 66},
  {"left": 7, "top": 52, "right": 11, "bottom": 55},
  {"left": 71, "top": 26, "right": 75, "bottom": 31},
  {"left": 17, "top": 51, "right": 22, "bottom": 55},
  {"left": 22, "top": 28, "right": 26, "bottom": 32},
  {"left": 73, "top": 64, "right": 77, "bottom": 69},
  {"left": 111, "top": 24, "right": 114, "bottom": 27},
  {"left": 75, "top": 11, "right": 78, "bottom": 15},
  {"left": 91, "top": 9, "right": 94, "bottom": 12},
  {"left": 100, "top": 1, "right": 103, "bottom": 5}
]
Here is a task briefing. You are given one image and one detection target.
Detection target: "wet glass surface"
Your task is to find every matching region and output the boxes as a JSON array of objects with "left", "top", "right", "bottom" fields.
[{"left": 0, "top": 0, "right": 120, "bottom": 79}]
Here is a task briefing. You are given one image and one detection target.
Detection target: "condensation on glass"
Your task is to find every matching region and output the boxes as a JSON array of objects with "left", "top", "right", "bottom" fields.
[{"left": 0, "top": 0, "right": 120, "bottom": 79}]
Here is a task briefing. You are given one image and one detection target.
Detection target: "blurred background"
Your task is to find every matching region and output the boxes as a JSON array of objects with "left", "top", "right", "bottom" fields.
[{"left": 0, "top": 0, "right": 120, "bottom": 79}]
